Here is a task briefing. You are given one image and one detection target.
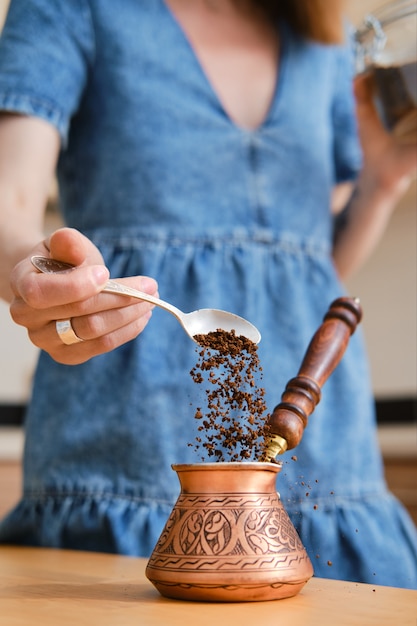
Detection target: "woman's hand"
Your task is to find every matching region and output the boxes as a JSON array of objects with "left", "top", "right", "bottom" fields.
[
  {"left": 354, "top": 73, "right": 417, "bottom": 195},
  {"left": 332, "top": 74, "right": 416, "bottom": 280},
  {"left": 9, "top": 227, "right": 158, "bottom": 365}
]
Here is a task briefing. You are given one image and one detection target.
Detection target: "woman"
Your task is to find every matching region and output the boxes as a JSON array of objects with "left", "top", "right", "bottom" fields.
[{"left": 0, "top": 0, "right": 416, "bottom": 587}]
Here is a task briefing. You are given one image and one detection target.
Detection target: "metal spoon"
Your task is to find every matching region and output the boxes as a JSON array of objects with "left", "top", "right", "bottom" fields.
[{"left": 31, "top": 256, "right": 261, "bottom": 345}]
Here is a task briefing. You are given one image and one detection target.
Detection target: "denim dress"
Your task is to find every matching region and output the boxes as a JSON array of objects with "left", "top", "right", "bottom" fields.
[{"left": 0, "top": 0, "right": 416, "bottom": 588}]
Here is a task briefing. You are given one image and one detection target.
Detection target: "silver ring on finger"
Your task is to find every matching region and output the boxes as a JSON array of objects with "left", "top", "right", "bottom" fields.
[{"left": 56, "top": 319, "right": 85, "bottom": 345}]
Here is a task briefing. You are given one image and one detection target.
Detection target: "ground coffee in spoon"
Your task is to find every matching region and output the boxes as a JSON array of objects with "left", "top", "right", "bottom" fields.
[{"left": 190, "top": 329, "right": 270, "bottom": 462}]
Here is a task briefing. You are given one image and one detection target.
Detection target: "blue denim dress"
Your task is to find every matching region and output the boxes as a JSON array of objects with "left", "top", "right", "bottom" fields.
[{"left": 0, "top": 0, "right": 416, "bottom": 588}]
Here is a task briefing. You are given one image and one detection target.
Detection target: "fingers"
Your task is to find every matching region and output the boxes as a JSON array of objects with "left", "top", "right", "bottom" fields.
[
  {"left": 353, "top": 74, "right": 389, "bottom": 144},
  {"left": 11, "top": 271, "right": 158, "bottom": 326},
  {"left": 353, "top": 72, "right": 374, "bottom": 106},
  {"left": 11, "top": 258, "right": 110, "bottom": 309},
  {"left": 11, "top": 227, "right": 109, "bottom": 307},
  {"left": 11, "top": 288, "right": 157, "bottom": 365},
  {"left": 9, "top": 229, "right": 160, "bottom": 364},
  {"left": 52, "top": 295, "right": 156, "bottom": 342},
  {"left": 353, "top": 74, "right": 417, "bottom": 189},
  {"left": 32, "top": 304, "right": 155, "bottom": 366}
]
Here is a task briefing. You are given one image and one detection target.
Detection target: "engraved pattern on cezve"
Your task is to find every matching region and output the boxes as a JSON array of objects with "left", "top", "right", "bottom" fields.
[{"left": 148, "top": 492, "right": 307, "bottom": 572}]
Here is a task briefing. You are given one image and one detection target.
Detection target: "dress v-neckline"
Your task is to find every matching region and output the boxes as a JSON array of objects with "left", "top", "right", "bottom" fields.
[{"left": 161, "top": 0, "right": 287, "bottom": 133}]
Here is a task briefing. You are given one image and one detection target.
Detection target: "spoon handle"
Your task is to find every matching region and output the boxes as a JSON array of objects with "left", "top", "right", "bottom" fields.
[
  {"left": 264, "top": 297, "right": 363, "bottom": 460},
  {"left": 102, "top": 280, "right": 183, "bottom": 319}
]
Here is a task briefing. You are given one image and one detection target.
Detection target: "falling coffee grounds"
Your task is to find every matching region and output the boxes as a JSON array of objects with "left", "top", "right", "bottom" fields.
[{"left": 190, "top": 329, "right": 270, "bottom": 462}]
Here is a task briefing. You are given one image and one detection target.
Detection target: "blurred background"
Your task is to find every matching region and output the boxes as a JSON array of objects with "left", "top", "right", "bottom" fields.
[{"left": 0, "top": 0, "right": 415, "bottom": 523}]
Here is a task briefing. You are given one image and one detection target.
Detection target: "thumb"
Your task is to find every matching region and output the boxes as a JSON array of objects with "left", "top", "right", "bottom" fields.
[
  {"left": 354, "top": 74, "right": 388, "bottom": 138},
  {"left": 48, "top": 227, "right": 105, "bottom": 267}
]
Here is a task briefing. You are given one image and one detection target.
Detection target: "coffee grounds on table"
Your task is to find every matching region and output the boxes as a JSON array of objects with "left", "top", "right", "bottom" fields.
[{"left": 189, "top": 329, "right": 270, "bottom": 462}]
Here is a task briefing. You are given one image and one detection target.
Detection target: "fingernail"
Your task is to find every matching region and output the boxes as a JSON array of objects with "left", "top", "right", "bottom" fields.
[
  {"left": 140, "top": 277, "right": 158, "bottom": 294},
  {"left": 92, "top": 266, "right": 109, "bottom": 285}
]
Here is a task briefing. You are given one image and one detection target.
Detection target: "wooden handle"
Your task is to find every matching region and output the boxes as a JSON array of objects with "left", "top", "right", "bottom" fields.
[{"left": 265, "top": 297, "right": 362, "bottom": 457}]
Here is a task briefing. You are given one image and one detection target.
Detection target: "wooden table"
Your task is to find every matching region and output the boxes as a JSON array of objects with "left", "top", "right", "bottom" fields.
[{"left": 0, "top": 546, "right": 415, "bottom": 626}]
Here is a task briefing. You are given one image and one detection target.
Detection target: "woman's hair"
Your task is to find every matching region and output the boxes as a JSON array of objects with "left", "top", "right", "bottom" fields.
[{"left": 260, "top": 0, "right": 347, "bottom": 44}]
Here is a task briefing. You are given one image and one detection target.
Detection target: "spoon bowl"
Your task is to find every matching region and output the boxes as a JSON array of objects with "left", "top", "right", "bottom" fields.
[
  {"left": 177, "top": 308, "right": 261, "bottom": 343},
  {"left": 31, "top": 256, "right": 261, "bottom": 345}
]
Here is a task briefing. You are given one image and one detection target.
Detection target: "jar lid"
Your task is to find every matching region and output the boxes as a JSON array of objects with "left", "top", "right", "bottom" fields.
[
  {"left": 354, "top": 0, "right": 417, "bottom": 71},
  {"left": 357, "top": 0, "right": 416, "bottom": 37}
]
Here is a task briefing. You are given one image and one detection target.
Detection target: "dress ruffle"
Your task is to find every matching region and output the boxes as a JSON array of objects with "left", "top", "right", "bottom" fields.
[
  {"left": 0, "top": 489, "right": 173, "bottom": 556},
  {"left": 288, "top": 490, "right": 417, "bottom": 589},
  {"left": 1, "top": 486, "right": 416, "bottom": 589}
]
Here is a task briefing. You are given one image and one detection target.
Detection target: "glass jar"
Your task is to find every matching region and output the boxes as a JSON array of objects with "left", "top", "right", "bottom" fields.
[{"left": 354, "top": 0, "right": 417, "bottom": 143}]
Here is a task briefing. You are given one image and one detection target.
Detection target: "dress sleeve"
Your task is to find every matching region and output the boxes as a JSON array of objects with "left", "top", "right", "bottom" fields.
[
  {"left": 0, "top": 0, "right": 95, "bottom": 146},
  {"left": 331, "top": 37, "right": 363, "bottom": 184}
]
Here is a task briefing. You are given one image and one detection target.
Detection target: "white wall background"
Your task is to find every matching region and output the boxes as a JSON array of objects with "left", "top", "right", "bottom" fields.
[{"left": 0, "top": 0, "right": 415, "bottom": 402}]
